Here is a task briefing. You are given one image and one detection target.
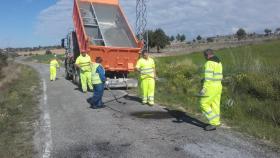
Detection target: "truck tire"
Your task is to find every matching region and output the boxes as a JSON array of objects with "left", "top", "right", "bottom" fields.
[
  {"left": 65, "top": 69, "right": 71, "bottom": 80},
  {"left": 73, "top": 69, "right": 81, "bottom": 88}
]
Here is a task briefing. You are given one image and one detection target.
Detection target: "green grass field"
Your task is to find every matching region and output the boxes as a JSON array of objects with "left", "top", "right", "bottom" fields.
[
  {"left": 0, "top": 64, "right": 40, "bottom": 157},
  {"left": 25, "top": 54, "right": 64, "bottom": 65},
  {"left": 154, "top": 40, "right": 280, "bottom": 144}
]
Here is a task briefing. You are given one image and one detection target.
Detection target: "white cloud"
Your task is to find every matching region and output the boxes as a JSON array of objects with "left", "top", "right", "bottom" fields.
[
  {"left": 34, "top": 0, "right": 73, "bottom": 41},
  {"left": 34, "top": 0, "right": 280, "bottom": 43}
]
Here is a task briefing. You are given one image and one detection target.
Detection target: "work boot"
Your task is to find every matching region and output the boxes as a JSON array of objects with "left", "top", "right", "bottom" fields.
[{"left": 204, "top": 125, "right": 217, "bottom": 131}]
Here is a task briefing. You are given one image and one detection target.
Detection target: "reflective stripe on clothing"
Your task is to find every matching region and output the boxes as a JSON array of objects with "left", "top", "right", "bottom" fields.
[
  {"left": 204, "top": 78, "right": 222, "bottom": 81},
  {"left": 136, "top": 57, "right": 155, "bottom": 79},
  {"left": 204, "top": 111, "right": 213, "bottom": 115},
  {"left": 140, "top": 67, "right": 154, "bottom": 75},
  {"left": 208, "top": 114, "right": 220, "bottom": 121},
  {"left": 202, "top": 60, "right": 223, "bottom": 86},
  {"left": 79, "top": 62, "right": 91, "bottom": 67},
  {"left": 75, "top": 54, "right": 92, "bottom": 72},
  {"left": 50, "top": 59, "right": 59, "bottom": 68},
  {"left": 91, "top": 63, "right": 102, "bottom": 85}
]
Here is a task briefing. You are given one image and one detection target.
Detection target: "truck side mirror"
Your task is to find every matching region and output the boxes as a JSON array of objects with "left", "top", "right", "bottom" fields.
[{"left": 61, "top": 39, "right": 65, "bottom": 48}]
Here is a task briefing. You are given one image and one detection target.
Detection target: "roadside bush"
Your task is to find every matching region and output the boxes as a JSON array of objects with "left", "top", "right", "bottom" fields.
[
  {"left": 231, "top": 72, "right": 280, "bottom": 100},
  {"left": 45, "top": 49, "right": 52, "bottom": 55},
  {"left": 155, "top": 41, "right": 280, "bottom": 143},
  {"left": 155, "top": 59, "right": 201, "bottom": 112},
  {"left": 0, "top": 53, "right": 8, "bottom": 79}
]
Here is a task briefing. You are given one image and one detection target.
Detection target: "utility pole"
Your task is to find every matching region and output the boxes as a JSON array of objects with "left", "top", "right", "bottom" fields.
[{"left": 136, "top": 0, "right": 148, "bottom": 51}]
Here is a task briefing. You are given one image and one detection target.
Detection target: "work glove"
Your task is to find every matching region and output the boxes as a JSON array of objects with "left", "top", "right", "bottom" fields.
[
  {"left": 105, "top": 81, "right": 109, "bottom": 86},
  {"left": 198, "top": 88, "right": 206, "bottom": 96}
]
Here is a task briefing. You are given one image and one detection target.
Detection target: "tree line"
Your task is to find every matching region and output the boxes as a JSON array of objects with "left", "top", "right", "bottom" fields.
[
  {"left": 141, "top": 26, "right": 280, "bottom": 53},
  {"left": 0, "top": 45, "right": 61, "bottom": 53}
]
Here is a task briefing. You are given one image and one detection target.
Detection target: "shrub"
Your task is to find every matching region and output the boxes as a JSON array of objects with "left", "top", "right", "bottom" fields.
[
  {"left": 0, "top": 53, "right": 8, "bottom": 79},
  {"left": 45, "top": 49, "right": 52, "bottom": 55}
]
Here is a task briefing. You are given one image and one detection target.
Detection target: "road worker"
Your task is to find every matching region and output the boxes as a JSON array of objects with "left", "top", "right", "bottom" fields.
[
  {"left": 49, "top": 54, "right": 60, "bottom": 81},
  {"left": 199, "top": 49, "right": 223, "bottom": 131},
  {"left": 75, "top": 51, "right": 93, "bottom": 93},
  {"left": 135, "top": 50, "right": 156, "bottom": 106},
  {"left": 89, "top": 57, "right": 106, "bottom": 108}
]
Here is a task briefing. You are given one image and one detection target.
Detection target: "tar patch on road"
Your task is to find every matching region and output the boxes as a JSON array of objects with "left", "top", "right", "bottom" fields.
[
  {"left": 52, "top": 141, "right": 131, "bottom": 158},
  {"left": 130, "top": 111, "right": 173, "bottom": 119}
]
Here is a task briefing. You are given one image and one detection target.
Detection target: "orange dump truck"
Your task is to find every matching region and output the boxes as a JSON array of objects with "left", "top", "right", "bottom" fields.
[{"left": 62, "top": 0, "right": 141, "bottom": 87}]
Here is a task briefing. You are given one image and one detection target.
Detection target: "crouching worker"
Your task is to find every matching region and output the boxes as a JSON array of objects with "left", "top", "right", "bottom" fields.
[
  {"left": 49, "top": 54, "right": 60, "bottom": 81},
  {"left": 90, "top": 57, "right": 106, "bottom": 109}
]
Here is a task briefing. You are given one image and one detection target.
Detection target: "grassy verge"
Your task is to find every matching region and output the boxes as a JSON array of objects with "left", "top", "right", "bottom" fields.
[
  {"left": 24, "top": 54, "right": 64, "bottom": 65},
  {"left": 153, "top": 40, "right": 280, "bottom": 144},
  {"left": 0, "top": 64, "right": 40, "bottom": 157},
  {"left": 0, "top": 53, "right": 8, "bottom": 79}
]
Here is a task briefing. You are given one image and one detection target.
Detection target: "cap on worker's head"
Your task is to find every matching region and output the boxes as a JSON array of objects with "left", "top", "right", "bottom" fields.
[
  {"left": 95, "top": 57, "right": 103, "bottom": 63},
  {"left": 142, "top": 49, "right": 148, "bottom": 57},
  {"left": 142, "top": 49, "right": 148, "bottom": 54},
  {"left": 203, "top": 49, "right": 214, "bottom": 58}
]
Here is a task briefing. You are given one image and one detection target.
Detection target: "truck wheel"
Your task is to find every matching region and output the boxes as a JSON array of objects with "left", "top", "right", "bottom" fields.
[
  {"left": 65, "top": 69, "right": 72, "bottom": 80},
  {"left": 73, "top": 73, "right": 81, "bottom": 87}
]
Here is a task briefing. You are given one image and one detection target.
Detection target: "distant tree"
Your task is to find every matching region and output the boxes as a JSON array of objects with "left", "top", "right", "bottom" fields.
[
  {"left": 170, "top": 35, "right": 175, "bottom": 42},
  {"left": 264, "top": 28, "right": 272, "bottom": 36},
  {"left": 152, "top": 28, "right": 170, "bottom": 53},
  {"left": 275, "top": 28, "right": 280, "bottom": 34},
  {"left": 45, "top": 49, "right": 52, "bottom": 55},
  {"left": 236, "top": 28, "right": 246, "bottom": 40},
  {"left": 196, "top": 35, "right": 202, "bottom": 41},
  {"left": 193, "top": 39, "right": 196, "bottom": 43},
  {"left": 176, "top": 34, "right": 181, "bottom": 41},
  {"left": 207, "top": 37, "right": 214, "bottom": 43},
  {"left": 180, "top": 34, "right": 186, "bottom": 42},
  {"left": 143, "top": 30, "right": 154, "bottom": 51}
]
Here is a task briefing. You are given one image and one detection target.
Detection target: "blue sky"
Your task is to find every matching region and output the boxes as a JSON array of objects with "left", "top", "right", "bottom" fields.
[
  {"left": 0, "top": 0, "right": 280, "bottom": 48},
  {"left": 0, "top": 0, "right": 56, "bottom": 48}
]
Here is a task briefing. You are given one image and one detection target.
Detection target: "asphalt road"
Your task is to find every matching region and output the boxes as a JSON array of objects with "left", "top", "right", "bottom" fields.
[{"left": 25, "top": 61, "right": 279, "bottom": 158}]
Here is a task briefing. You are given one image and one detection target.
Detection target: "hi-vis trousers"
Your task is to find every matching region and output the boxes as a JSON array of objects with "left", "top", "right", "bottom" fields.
[
  {"left": 50, "top": 67, "right": 57, "bottom": 81},
  {"left": 200, "top": 84, "right": 222, "bottom": 126},
  {"left": 80, "top": 71, "right": 93, "bottom": 92},
  {"left": 141, "top": 78, "right": 155, "bottom": 105}
]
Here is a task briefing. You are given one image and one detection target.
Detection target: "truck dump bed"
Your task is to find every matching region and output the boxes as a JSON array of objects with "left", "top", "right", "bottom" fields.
[{"left": 73, "top": 0, "right": 141, "bottom": 73}]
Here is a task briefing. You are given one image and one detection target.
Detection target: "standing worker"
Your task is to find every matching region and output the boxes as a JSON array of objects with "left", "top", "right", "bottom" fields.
[
  {"left": 199, "top": 49, "right": 223, "bottom": 131},
  {"left": 75, "top": 51, "right": 93, "bottom": 93},
  {"left": 49, "top": 54, "right": 60, "bottom": 81},
  {"left": 135, "top": 50, "right": 156, "bottom": 106},
  {"left": 90, "top": 57, "right": 106, "bottom": 108}
]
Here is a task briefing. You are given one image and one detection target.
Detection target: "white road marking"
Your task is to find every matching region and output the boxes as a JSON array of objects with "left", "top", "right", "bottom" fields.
[{"left": 42, "top": 79, "right": 53, "bottom": 158}]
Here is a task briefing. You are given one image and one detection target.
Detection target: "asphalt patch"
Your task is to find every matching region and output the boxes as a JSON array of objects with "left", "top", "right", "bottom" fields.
[
  {"left": 52, "top": 141, "right": 130, "bottom": 158},
  {"left": 130, "top": 111, "right": 173, "bottom": 119}
]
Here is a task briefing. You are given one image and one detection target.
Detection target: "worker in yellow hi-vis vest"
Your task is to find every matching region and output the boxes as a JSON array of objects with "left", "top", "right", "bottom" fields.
[
  {"left": 199, "top": 49, "right": 223, "bottom": 131},
  {"left": 75, "top": 51, "right": 93, "bottom": 93},
  {"left": 135, "top": 50, "right": 156, "bottom": 106},
  {"left": 49, "top": 54, "right": 60, "bottom": 81}
]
